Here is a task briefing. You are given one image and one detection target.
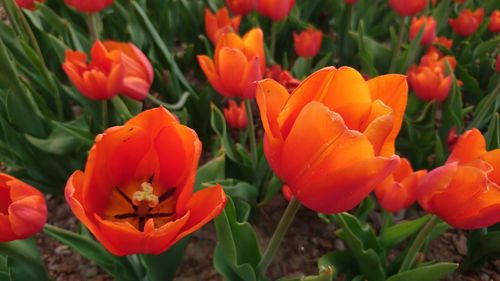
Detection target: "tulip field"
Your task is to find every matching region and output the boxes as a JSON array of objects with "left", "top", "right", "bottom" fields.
[{"left": 1, "top": 0, "right": 500, "bottom": 280}]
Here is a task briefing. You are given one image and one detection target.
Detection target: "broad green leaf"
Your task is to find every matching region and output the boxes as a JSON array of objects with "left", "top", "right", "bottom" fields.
[
  {"left": 379, "top": 215, "right": 431, "bottom": 249},
  {"left": 461, "top": 231, "right": 500, "bottom": 270},
  {"left": 195, "top": 154, "right": 225, "bottom": 190},
  {"left": 141, "top": 237, "right": 190, "bottom": 281},
  {"left": 386, "top": 263, "right": 458, "bottom": 281},
  {"left": 485, "top": 113, "right": 500, "bottom": 149},
  {"left": 318, "top": 250, "right": 355, "bottom": 278},
  {"left": 0, "top": 238, "right": 49, "bottom": 281}
]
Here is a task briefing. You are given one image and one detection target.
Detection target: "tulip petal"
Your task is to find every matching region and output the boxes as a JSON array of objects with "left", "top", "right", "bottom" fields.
[
  {"left": 8, "top": 195, "right": 46, "bottom": 237},
  {"left": 446, "top": 128, "right": 486, "bottom": 164},
  {"left": 243, "top": 28, "right": 265, "bottom": 72},
  {"left": 240, "top": 56, "right": 262, "bottom": 99},
  {"left": 197, "top": 55, "right": 227, "bottom": 96},
  {"left": 362, "top": 100, "right": 394, "bottom": 155},
  {"left": 366, "top": 74, "right": 408, "bottom": 156},
  {"left": 0, "top": 214, "right": 15, "bottom": 242},
  {"left": 217, "top": 47, "right": 248, "bottom": 97},
  {"left": 482, "top": 149, "right": 500, "bottom": 185},
  {"left": 121, "top": 76, "right": 150, "bottom": 100},
  {"left": 142, "top": 213, "right": 190, "bottom": 255},
  {"left": 127, "top": 107, "right": 179, "bottom": 138}
]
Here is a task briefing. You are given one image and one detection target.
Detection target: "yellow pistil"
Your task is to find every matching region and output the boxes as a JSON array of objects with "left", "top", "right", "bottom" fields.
[{"left": 132, "top": 182, "right": 159, "bottom": 217}]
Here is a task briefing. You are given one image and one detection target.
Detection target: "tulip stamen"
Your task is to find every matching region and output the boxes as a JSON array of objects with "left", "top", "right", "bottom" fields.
[
  {"left": 158, "top": 188, "right": 176, "bottom": 203},
  {"left": 147, "top": 212, "right": 173, "bottom": 218},
  {"left": 115, "top": 187, "right": 137, "bottom": 211},
  {"left": 114, "top": 213, "right": 136, "bottom": 219}
]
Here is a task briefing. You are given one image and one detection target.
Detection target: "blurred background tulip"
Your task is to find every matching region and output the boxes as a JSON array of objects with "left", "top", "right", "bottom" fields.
[
  {"left": 448, "top": 8, "right": 484, "bottom": 37},
  {"left": 225, "top": 0, "right": 256, "bottom": 16},
  {"left": 389, "top": 0, "right": 427, "bottom": 17},
  {"left": 205, "top": 7, "right": 241, "bottom": 45},
  {"left": 224, "top": 100, "right": 248, "bottom": 129},
  {"left": 64, "top": 0, "right": 114, "bottom": 13},
  {"left": 256, "top": 0, "right": 295, "bottom": 21},
  {"left": 293, "top": 27, "right": 323, "bottom": 58},
  {"left": 409, "top": 16, "right": 437, "bottom": 46},
  {"left": 14, "top": 0, "right": 45, "bottom": 10},
  {"left": 488, "top": 10, "right": 500, "bottom": 33}
]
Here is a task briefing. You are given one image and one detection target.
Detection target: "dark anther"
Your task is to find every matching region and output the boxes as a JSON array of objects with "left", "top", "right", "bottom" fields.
[
  {"left": 115, "top": 188, "right": 137, "bottom": 211},
  {"left": 114, "top": 213, "right": 137, "bottom": 219},
  {"left": 158, "top": 188, "right": 176, "bottom": 203},
  {"left": 148, "top": 173, "right": 155, "bottom": 184},
  {"left": 147, "top": 212, "right": 173, "bottom": 218}
]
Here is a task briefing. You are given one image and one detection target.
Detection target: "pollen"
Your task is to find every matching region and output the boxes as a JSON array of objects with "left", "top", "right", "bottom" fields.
[{"left": 132, "top": 182, "right": 159, "bottom": 208}]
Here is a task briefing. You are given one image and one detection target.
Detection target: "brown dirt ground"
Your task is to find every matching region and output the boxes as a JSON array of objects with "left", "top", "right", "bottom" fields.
[{"left": 37, "top": 195, "right": 499, "bottom": 281}]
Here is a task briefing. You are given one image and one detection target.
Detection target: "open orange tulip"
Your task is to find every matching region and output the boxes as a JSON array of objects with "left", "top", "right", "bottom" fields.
[
  {"left": 256, "top": 67, "right": 406, "bottom": 213},
  {"left": 63, "top": 40, "right": 153, "bottom": 101},
  {"left": 65, "top": 107, "right": 227, "bottom": 256},
  {"left": 205, "top": 7, "right": 241, "bottom": 45},
  {"left": 198, "top": 28, "right": 265, "bottom": 99},
  {"left": 449, "top": 8, "right": 484, "bottom": 37},
  {"left": 0, "top": 173, "right": 47, "bottom": 242},
  {"left": 257, "top": 0, "right": 295, "bottom": 21},
  {"left": 417, "top": 129, "right": 500, "bottom": 229},
  {"left": 293, "top": 27, "right": 323, "bottom": 58},
  {"left": 15, "top": 0, "right": 45, "bottom": 10},
  {"left": 64, "top": 0, "right": 113, "bottom": 13},
  {"left": 375, "top": 158, "right": 427, "bottom": 213},
  {"left": 389, "top": 0, "right": 427, "bottom": 17}
]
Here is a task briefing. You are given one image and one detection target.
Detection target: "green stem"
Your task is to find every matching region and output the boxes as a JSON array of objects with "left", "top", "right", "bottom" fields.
[
  {"left": 87, "top": 13, "right": 100, "bottom": 41},
  {"left": 101, "top": 100, "right": 108, "bottom": 129},
  {"left": 245, "top": 99, "right": 258, "bottom": 166},
  {"left": 257, "top": 196, "right": 301, "bottom": 275},
  {"left": 0, "top": 0, "right": 26, "bottom": 39},
  {"left": 467, "top": 83, "right": 500, "bottom": 129},
  {"left": 389, "top": 17, "right": 407, "bottom": 73},
  {"left": 270, "top": 21, "right": 278, "bottom": 64},
  {"left": 339, "top": 4, "right": 352, "bottom": 63},
  {"left": 15, "top": 3, "right": 63, "bottom": 119},
  {"left": 147, "top": 92, "right": 190, "bottom": 110},
  {"left": 399, "top": 215, "right": 439, "bottom": 272}
]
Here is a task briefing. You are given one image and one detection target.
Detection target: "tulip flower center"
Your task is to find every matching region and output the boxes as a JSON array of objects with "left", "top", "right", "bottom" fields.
[{"left": 106, "top": 174, "right": 177, "bottom": 232}]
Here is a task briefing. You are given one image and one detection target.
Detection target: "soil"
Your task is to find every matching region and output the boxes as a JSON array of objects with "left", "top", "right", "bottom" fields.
[{"left": 37, "top": 195, "right": 500, "bottom": 281}]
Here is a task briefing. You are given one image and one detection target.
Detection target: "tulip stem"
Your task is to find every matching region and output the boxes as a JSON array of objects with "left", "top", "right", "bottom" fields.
[
  {"left": 147, "top": 92, "right": 190, "bottom": 110},
  {"left": 257, "top": 196, "right": 301, "bottom": 275},
  {"left": 399, "top": 214, "right": 439, "bottom": 272},
  {"left": 389, "top": 17, "right": 407, "bottom": 73},
  {"left": 245, "top": 99, "right": 258, "bottom": 166},
  {"left": 270, "top": 21, "right": 279, "bottom": 63},
  {"left": 0, "top": 0, "right": 25, "bottom": 40},
  {"left": 101, "top": 100, "right": 108, "bottom": 129},
  {"left": 87, "top": 13, "right": 100, "bottom": 41}
]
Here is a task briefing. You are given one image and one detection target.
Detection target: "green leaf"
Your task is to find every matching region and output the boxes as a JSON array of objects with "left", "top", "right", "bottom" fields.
[
  {"left": 485, "top": 113, "right": 500, "bottom": 149},
  {"left": 210, "top": 104, "right": 239, "bottom": 162},
  {"left": 0, "top": 238, "right": 49, "bottom": 281},
  {"left": 395, "top": 24, "right": 424, "bottom": 73},
  {"left": 195, "top": 154, "right": 225, "bottom": 191},
  {"left": 207, "top": 179, "right": 258, "bottom": 222},
  {"left": 318, "top": 250, "right": 355, "bottom": 278},
  {"left": 439, "top": 60, "right": 464, "bottom": 141},
  {"left": 43, "top": 225, "right": 139, "bottom": 281},
  {"left": 141, "top": 237, "right": 190, "bottom": 281},
  {"left": 461, "top": 231, "right": 500, "bottom": 270},
  {"left": 379, "top": 215, "right": 431, "bottom": 249},
  {"left": 213, "top": 197, "right": 262, "bottom": 281},
  {"left": 386, "top": 263, "right": 457, "bottom": 281},
  {"left": 473, "top": 37, "right": 500, "bottom": 58}
]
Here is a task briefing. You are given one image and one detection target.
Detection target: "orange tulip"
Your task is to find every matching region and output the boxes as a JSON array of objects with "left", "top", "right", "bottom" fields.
[
  {"left": 293, "top": 27, "right": 323, "bottom": 58},
  {"left": 64, "top": 0, "right": 113, "bottom": 13},
  {"left": 65, "top": 107, "right": 227, "bottom": 256},
  {"left": 205, "top": 8, "right": 241, "bottom": 45},
  {"left": 63, "top": 40, "right": 153, "bottom": 101},
  {"left": 448, "top": 8, "right": 484, "bottom": 37},
  {"left": 0, "top": 173, "right": 47, "bottom": 242},
  {"left": 389, "top": 0, "right": 427, "bottom": 17},
  {"left": 256, "top": 67, "right": 406, "bottom": 213},
  {"left": 198, "top": 28, "right": 265, "bottom": 99},
  {"left": 409, "top": 16, "right": 437, "bottom": 46},
  {"left": 15, "top": 0, "right": 45, "bottom": 10},
  {"left": 489, "top": 10, "right": 500, "bottom": 33},
  {"left": 256, "top": 0, "right": 295, "bottom": 21},
  {"left": 417, "top": 129, "right": 500, "bottom": 229},
  {"left": 265, "top": 64, "right": 300, "bottom": 93},
  {"left": 375, "top": 158, "right": 427, "bottom": 213},
  {"left": 225, "top": 0, "right": 255, "bottom": 16},
  {"left": 407, "top": 64, "right": 452, "bottom": 102},
  {"left": 224, "top": 100, "right": 248, "bottom": 129}
]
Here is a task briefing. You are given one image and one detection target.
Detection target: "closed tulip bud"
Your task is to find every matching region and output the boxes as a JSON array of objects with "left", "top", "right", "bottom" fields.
[
  {"left": 198, "top": 28, "right": 265, "bottom": 99},
  {"left": 205, "top": 8, "right": 241, "bottom": 45},
  {"left": 375, "top": 158, "right": 427, "bottom": 213},
  {"left": 256, "top": 0, "right": 295, "bottom": 21},
  {"left": 66, "top": 107, "right": 227, "bottom": 255},
  {"left": 62, "top": 40, "right": 153, "bottom": 101},
  {"left": 293, "top": 27, "right": 323, "bottom": 58},
  {"left": 410, "top": 16, "right": 437, "bottom": 46},
  {"left": 407, "top": 65, "right": 452, "bottom": 102},
  {"left": 417, "top": 129, "right": 500, "bottom": 229},
  {"left": 256, "top": 67, "right": 407, "bottom": 214},
  {"left": 448, "top": 8, "right": 484, "bottom": 37},
  {"left": 15, "top": 0, "right": 45, "bottom": 10},
  {"left": 265, "top": 64, "right": 300, "bottom": 93},
  {"left": 489, "top": 10, "right": 500, "bottom": 33},
  {"left": 389, "top": 0, "right": 427, "bottom": 17},
  {"left": 225, "top": 0, "right": 256, "bottom": 16},
  {"left": 0, "top": 174, "right": 47, "bottom": 242},
  {"left": 64, "top": 0, "right": 113, "bottom": 13},
  {"left": 224, "top": 100, "right": 248, "bottom": 129}
]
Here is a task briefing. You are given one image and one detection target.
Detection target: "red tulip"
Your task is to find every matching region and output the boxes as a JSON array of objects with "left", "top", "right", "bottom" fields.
[
  {"left": 265, "top": 64, "right": 300, "bottom": 93},
  {"left": 225, "top": 0, "right": 256, "bottom": 16},
  {"left": 223, "top": 100, "right": 248, "bottom": 129},
  {"left": 282, "top": 185, "right": 293, "bottom": 201},
  {"left": 65, "top": 107, "right": 227, "bottom": 256},
  {"left": 256, "top": 67, "right": 407, "bottom": 213},
  {"left": 205, "top": 8, "right": 241, "bottom": 45},
  {"left": 417, "top": 129, "right": 500, "bottom": 229},
  {"left": 256, "top": 0, "right": 295, "bottom": 21},
  {"left": 407, "top": 64, "right": 452, "bottom": 102},
  {"left": 410, "top": 16, "right": 437, "bottom": 46},
  {"left": 0, "top": 173, "right": 47, "bottom": 242},
  {"left": 198, "top": 28, "right": 265, "bottom": 99},
  {"left": 375, "top": 158, "right": 427, "bottom": 213},
  {"left": 345, "top": 0, "right": 358, "bottom": 4},
  {"left": 427, "top": 36, "right": 453, "bottom": 56},
  {"left": 293, "top": 27, "right": 323, "bottom": 58},
  {"left": 489, "top": 10, "right": 500, "bottom": 33},
  {"left": 389, "top": 0, "right": 427, "bottom": 17},
  {"left": 14, "top": 0, "right": 45, "bottom": 10},
  {"left": 63, "top": 40, "right": 153, "bottom": 101},
  {"left": 64, "top": 0, "right": 113, "bottom": 13},
  {"left": 448, "top": 8, "right": 484, "bottom": 37}
]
